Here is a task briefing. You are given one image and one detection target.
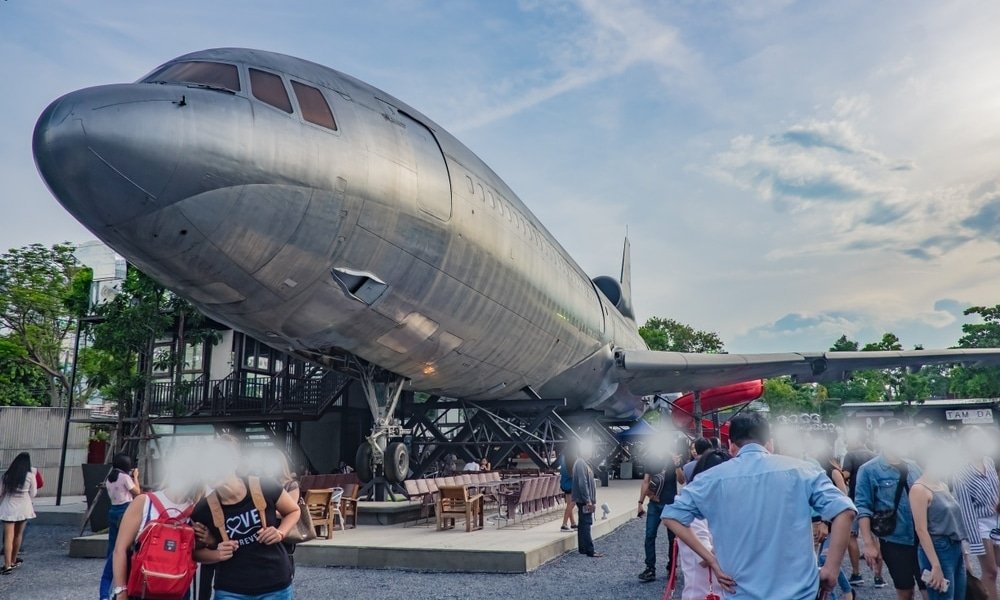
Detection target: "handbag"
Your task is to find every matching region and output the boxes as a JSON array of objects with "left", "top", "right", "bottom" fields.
[
  {"left": 663, "top": 539, "right": 720, "bottom": 600},
  {"left": 871, "top": 468, "right": 908, "bottom": 538},
  {"left": 282, "top": 497, "right": 317, "bottom": 544}
]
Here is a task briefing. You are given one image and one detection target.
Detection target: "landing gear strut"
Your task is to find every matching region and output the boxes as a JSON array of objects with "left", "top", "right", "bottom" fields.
[{"left": 351, "top": 359, "right": 410, "bottom": 500}]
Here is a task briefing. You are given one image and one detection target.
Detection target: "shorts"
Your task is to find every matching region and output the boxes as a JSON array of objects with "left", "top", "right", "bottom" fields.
[
  {"left": 880, "top": 539, "right": 927, "bottom": 591},
  {"left": 561, "top": 486, "right": 572, "bottom": 494},
  {"left": 977, "top": 515, "right": 999, "bottom": 541}
]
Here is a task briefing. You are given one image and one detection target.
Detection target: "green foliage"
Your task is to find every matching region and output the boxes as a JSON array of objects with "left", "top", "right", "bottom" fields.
[
  {"left": 0, "top": 243, "right": 90, "bottom": 406},
  {"left": 0, "top": 335, "right": 49, "bottom": 406},
  {"left": 83, "top": 266, "right": 219, "bottom": 421},
  {"left": 830, "top": 335, "right": 859, "bottom": 352},
  {"left": 762, "top": 377, "right": 818, "bottom": 415},
  {"left": 943, "top": 305, "right": 1000, "bottom": 398},
  {"left": 639, "top": 317, "right": 725, "bottom": 353}
]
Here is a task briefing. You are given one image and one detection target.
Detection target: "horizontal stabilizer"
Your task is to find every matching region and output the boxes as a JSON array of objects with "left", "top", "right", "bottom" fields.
[{"left": 613, "top": 348, "right": 1000, "bottom": 396}]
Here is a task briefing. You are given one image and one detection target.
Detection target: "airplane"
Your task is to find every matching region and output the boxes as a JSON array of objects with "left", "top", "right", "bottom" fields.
[{"left": 32, "top": 48, "right": 1000, "bottom": 483}]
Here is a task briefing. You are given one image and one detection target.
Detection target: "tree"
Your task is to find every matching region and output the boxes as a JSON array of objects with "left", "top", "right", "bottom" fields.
[
  {"left": 824, "top": 333, "right": 905, "bottom": 402},
  {"left": 948, "top": 305, "right": 1000, "bottom": 398},
  {"left": 0, "top": 243, "right": 91, "bottom": 406},
  {"left": 82, "top": 266, "right": 219, "bottom": 443},
  {"left": 639, "top": 317, "right": 725, "bottom": 353},
  {"left": 0, "top": 335, "right": 49, "bottom": 406},
  {"left": 830, "top": 335, "right": 859, "bottom": 352}
]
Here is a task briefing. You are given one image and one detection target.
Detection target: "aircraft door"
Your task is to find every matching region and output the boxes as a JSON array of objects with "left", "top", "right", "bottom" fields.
[{"left": 399, "top": 112, "right": 452, "bottom": 221}]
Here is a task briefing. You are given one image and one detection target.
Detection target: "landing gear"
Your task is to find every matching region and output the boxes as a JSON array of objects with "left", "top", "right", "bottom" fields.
[
  {"left": 384, "top": 441, "right": 409, "bottom": 483},
  {"left": 350, "top": 359, "right": 410, "bottom": 500},
  {"left": 355, "top": 443, "right": 374, "bottom": 483}
]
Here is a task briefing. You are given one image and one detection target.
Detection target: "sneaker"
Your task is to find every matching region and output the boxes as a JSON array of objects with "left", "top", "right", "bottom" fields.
[
  {"left": 560, "top": 525, "right": 571, "bottom": 531},
  {"left": 571, "top": 524, "right": 578, "bottom": 529},
  {"left": 873, "top": 575, "right": 887, "bottom": 588},
  {"left": 638, "top": 567, "right": 656, "bottom": 582},
  {"left": 848, "top": 573, "right": 864, "bottom": 586}
]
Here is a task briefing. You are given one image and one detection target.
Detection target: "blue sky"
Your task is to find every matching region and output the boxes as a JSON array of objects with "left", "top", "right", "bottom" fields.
[{"left": 3, "top": 0, "right": 1000, "bottom": 353}]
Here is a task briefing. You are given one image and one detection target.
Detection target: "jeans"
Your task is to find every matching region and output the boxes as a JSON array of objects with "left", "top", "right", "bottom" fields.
[
  {"left": 100, "top": 502, "right": 129, "bottom": 600},
  {"left": 576, "top": 503, "right": 595, "bottom": 556},
  {"left": 917, "top": 536, "right": 966, "bottom": 600},
  {"left": 214, "top": 585, "right": 293, "bottom": 600},
  {"left": 818, "top": 536, "right": 853, "bottom": 597},
  {"left": 645, "top": 501, "right": 674, "bottom": 569}
]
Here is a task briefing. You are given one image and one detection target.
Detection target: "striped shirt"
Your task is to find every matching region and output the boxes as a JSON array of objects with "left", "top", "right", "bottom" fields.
[{"left": 953, "top": 457, "right": 999, "bottom": 555}]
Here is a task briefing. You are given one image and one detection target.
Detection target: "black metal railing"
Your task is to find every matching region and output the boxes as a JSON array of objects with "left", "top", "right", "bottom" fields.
[{"left": 144, "top": 368, "right": 351, "bottom": 421}]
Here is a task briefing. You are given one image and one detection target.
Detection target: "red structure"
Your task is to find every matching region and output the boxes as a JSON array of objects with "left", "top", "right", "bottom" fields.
[{"left": 670, "top": 380, "right": 764, "bottom": 443}]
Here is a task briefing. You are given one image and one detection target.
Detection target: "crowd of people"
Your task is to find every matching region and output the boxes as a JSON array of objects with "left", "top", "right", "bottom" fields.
[
  {"left": 639, "top": 415, "right": 1000, "bottom": 600},
  {"left": 2, "top": 412, "right": 999, "bottom": 599}
]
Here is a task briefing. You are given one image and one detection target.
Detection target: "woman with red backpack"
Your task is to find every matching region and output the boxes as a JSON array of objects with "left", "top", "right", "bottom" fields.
[{"left": 109, "top": 450, "right": 205, "bottom": 599}]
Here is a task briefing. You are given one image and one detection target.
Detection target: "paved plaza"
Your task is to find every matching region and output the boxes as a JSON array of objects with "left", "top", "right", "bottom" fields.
[{"left": 1, "top": 517, "right": 951, "bottom": 600}]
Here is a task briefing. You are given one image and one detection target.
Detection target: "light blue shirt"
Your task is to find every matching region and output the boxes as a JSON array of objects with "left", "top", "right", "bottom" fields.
[
  {"left": 661, "top": 444, "right": 856, "bottom": 600},
  {"left": 853, "top": 455, "right": 922, "bottom": 546}
]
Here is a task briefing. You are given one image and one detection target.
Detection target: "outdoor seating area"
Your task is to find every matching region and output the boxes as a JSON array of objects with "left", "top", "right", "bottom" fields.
[
  {"left": 299, "top": 474, "right": 361, "bottom": 531},
  {"left": 403, "top": 472, "right": 565, "bottom": 530}
]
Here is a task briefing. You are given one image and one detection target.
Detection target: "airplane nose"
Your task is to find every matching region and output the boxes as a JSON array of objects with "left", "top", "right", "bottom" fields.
[{"left": 33, "top": 84, "right": 181, "bottom": 229}]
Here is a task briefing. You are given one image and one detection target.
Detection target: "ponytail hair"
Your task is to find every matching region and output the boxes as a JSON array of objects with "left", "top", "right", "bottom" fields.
[{"left": 108, "top": 453, "right": 133, "bottom": 483}]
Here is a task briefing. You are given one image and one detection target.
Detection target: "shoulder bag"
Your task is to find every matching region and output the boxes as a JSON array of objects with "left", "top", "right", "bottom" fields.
[{"left": 870, "top": 468, "right": 909, "bottom": 538}]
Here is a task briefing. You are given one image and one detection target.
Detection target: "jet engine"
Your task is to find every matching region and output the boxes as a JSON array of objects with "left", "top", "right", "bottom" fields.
[{"left": 592, "top": 275, "right": 635, "bottom": 320}]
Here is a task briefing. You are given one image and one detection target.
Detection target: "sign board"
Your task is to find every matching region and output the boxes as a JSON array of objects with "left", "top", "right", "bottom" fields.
[{"left": 945, "top": 409, "right": 994, "bottom": 425}]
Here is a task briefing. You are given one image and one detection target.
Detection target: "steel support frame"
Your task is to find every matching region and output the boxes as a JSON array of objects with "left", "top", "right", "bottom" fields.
[{"left": 401, "top": 392, "right": 626, "bottom": 478}]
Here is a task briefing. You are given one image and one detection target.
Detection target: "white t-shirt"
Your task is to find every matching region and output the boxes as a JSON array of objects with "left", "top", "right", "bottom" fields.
[
  {"left": 463, "top": 462, "right": 481, "bottom": 472},
  {"left": 106, "top": 472, "right": 136, "bottom": 505},
  {"left": 136, "top": 491, "right": 194, "bottom": 536}
]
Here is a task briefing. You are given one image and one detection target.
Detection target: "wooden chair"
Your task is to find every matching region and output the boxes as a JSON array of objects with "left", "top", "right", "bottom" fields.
[
  {"left": 436, "top": 485, "right": 483, "bottom": 532},
  {"left": 340, "top": 483, "right": 360, "bottom": 528},
  {"left": 304, "top": 488, "right": 335, "bottom": 539}
]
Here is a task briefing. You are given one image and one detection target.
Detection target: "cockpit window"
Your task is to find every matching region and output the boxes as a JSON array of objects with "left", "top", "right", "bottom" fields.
[
  {"left": 145, "top": 61, "right": 241, "bottom": 93},
  {"left": 291, "top": 81, "right": 337, "bottom": 130},
  {"left": 249, "top": 69, "right": 292, "bottom": 113}
]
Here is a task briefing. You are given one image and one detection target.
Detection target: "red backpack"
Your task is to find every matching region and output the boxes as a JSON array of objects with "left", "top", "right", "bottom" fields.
[{"left": 126, "top": 493, "right": 197, "bottom": 599}]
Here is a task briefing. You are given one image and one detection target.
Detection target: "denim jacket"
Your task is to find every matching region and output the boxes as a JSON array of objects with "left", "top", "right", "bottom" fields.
[{"left": 854, "top": 455, "right": 922, "bottom": 546}]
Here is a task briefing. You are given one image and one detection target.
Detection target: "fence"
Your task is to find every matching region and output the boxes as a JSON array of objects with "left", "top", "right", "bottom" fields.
[{"left": 0, "top": 406, "right": 91, "bottom": 497}]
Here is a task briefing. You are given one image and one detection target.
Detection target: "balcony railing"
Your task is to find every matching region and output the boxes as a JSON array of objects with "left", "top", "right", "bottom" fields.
[{"left": 144, "top": 368, "right": 352, "bottom": 421}]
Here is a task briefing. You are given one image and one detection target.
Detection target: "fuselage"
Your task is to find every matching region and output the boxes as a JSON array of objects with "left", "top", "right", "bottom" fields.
[{"left": 33, "top": 48, "right": 647, "bottom": 416}]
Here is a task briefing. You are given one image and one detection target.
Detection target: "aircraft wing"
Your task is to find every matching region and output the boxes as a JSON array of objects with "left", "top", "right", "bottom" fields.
[{"left": 614, "top": 348, "right": 1000, "bottom": 396}]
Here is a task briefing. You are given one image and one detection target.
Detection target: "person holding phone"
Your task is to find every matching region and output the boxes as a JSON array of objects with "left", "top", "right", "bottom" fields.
[
  {"left": 572, "top": 442, "right": 602, "bottom": 558},
  {"left": 910, "top": 439, "right": 967, "bottom": 600},
  {"left": 99, "top": 454, "right": 141, "bottom": 599}
]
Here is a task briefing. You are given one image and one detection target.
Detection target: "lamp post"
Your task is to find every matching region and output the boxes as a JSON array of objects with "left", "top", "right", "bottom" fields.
[{"left": 55, "top": 319, "right": 83, "bottom": 506}]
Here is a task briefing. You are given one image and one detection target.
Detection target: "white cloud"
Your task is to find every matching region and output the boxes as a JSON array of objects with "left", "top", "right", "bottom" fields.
[{"left": 451, "top": 0, "right": 699, "bottom": 132}]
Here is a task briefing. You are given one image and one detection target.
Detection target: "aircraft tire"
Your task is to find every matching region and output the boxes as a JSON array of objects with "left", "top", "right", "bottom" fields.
[
  {"left": 384, "top": 441, "right": 409, "bottom": 483},
  {"left": 356, "top": 443, "right": 374, "bottom": 483}
]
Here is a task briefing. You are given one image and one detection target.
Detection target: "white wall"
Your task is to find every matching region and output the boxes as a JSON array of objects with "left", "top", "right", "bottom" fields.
[
  {"left": 209, "top": 329, "right": 235, "bottom": 380},
  {"left": 0, "top": 407, "right": 91, "bottom": 497}
]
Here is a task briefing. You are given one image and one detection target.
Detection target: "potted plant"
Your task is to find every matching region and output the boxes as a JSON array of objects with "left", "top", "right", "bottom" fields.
[{"left": 87, "top": 427, "right": 110, "bottom": 464}]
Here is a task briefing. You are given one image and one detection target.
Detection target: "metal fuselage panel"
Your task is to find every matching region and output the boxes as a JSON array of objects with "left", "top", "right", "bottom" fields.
[{"left": 33, "top": 48, "right": 647, "bottom": 415}]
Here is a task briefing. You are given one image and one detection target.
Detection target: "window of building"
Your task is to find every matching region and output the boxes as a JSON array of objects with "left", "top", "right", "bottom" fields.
[
  {"left": 145, "top": 61, "right": 241, "bottom": 92},
  {"left": 291, "top": 81, "right": 337, "bottom": 130},
  {"left": 249, "top": 68, "right": 292, "bottom": 113}
]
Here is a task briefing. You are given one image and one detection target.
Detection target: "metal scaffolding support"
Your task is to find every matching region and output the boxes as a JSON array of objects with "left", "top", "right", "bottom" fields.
[{"left": 401, "top": 392, "right": 626, "bottom": 478}]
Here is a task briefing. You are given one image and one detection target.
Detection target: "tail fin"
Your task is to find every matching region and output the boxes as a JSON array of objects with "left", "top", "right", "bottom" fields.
[{"left": 618, "top": 235, "right": 635, "bottom": 321}]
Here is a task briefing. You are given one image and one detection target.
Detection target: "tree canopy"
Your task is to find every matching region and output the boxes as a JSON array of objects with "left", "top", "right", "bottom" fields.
[
  {"left": 639, "top": 317, "right": 725, "bottom": 353},
  {"left": 0, "top": 243, "right": 91, "bottom": 406}
]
